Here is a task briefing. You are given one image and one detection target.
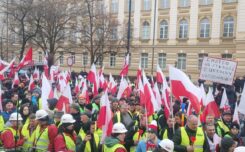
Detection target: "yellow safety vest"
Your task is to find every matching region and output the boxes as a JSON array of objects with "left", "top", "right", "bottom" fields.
[
  {"left": 217, "top": 121, "right": 230, "bottom": 137},
  {"left": 0, "top": 115, "right": 4, "bottom": 132},
  {"left": 79, "top": 129, "right": 100, "bottom": 152},
  {"left": 104, "top": 143, "right": 126, "bottom": 152},
  {"left": 163, "top": 129, "right": 168, "bottom": 139},
  {"left": 33, "top": 125, "right": 49, "bottom": 152},
  {"left": 180, "top": 127, "right": 205, "bottom": 152},
  {"left": 130, "top": 130, "right": 147, "bottom": 152},
  {"left": 63, "top": 133, "right": 76, "bottom": 152},
  {"left": 21, "top": 124, "right": 36, "bottom": 151}
]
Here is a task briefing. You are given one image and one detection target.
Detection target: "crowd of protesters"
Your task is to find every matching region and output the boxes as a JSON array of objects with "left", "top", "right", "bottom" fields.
[{"left": 0, "top": 69, "right": 245, "bottom": 152}]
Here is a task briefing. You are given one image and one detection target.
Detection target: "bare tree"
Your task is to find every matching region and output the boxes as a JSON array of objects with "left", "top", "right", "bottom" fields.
[
  {"left": 2, "top": 0, "right": 40, "bottom": 60},
  {"left": 32, "top": 0, "right": 79, "bottom": 67},
  {"left": 78, "top": 0, "right": 126, "bottom": 66}
]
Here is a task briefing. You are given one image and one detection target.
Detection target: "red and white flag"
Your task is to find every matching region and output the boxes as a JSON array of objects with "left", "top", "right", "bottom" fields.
[
  {"left": 74, "top": 78, "right": 80, "bottom": 94},
  {"left": 142, "top": 71, "right": 160, "bottom": 116},
  {"left": 153, "top": 82, "right": 163, "bottom": 109},
  {"left": 97, "top": 90, "right": 113, "bottom": 143},
  {"left": 200, "top": 84, "right": 207, "bottom": 107},
  {"left": 138, "top": 76, "right": 145, "bottom": 105},
  {"left": 0, "top": 59, "right": 9, "bottom": 71},
  {"left": 24, "top": 71, "right": 30, "bottom": 81},
  {"left": 119, "top": 53, "right": 129, "bottom": 77},
  {"left": 233, "top": 102, "right": 240, "bottom": 124},
  {"left": 108, "top": 73, "right": 117, "bottom": 95},
  {"left": 43, "top": 51, "right": 49, "bottom": 78},
  {"left": 201, "top": 88, "right": 220, "bottom": 121},
  {"left": 136, "top": 64, "right": 142, "bottom": 89},
  {"left": 117, "top": 76, "right": 129, "bottom": 100},
  {"left": 80, "top": 80, "right": 90, "bottom": 104},
  {"left": 12, "top": 72, "right": 20, "bottom": 88},
  {"left": 17, "top": 48, "right": 33, "bottom": 70},
  {"left": 56, "top": 83, "right": 73, "bottom": 113},
  {"left": 238, "top": 84, "right": 245, "bottom": 115},
  {"left": 220, "top": 88, "right": 229, "bottom": 109},
  {"left": 33, "top": 67, "right": 40, "bottom": 80},
  {"left": 156, "top": 64, "right": 164, "bottom": 83},
  {"left": 0, "top": 57, "right": 16, "bottom": 80},
  {"left": 28, "top": 75, "right": 35, "bottom": 91},
  {"left": 0, "top": 84, "right": 3, "bottom": 112},
  {"left": 87, "top": 64, "right": 99, "bottom": 96},
  {"left": 98, "top": 67, "right": 107, "bottom": 90},
  {"left": 41, "top": 73, "right": 53, "bottom": 110},
  {"left": 169, "top": 66, "right": 201, "bottom": 114}
]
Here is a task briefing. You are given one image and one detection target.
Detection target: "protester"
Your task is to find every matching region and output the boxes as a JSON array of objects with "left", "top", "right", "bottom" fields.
[
  {"left": 0, "top": 112, "right": 25, "bottom": 151},
  {"left": 54, "top": 114, "right": 76, "bottom": 152},
  {"left": 220, "top": 137, "right": 237, "bottom": 152},
  {"left": 104, "top": 122, "right": 128, "bottom": 152},
  {"left": 205, "top": 123, "right": 221, "bottom": 152},
  {"left": 153, "top": 139, "right": 174, "bottom": 152}
]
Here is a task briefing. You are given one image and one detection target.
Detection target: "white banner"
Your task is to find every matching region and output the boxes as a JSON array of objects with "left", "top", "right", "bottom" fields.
[{"left": 199, "top": 57, "right": 237, "bottom": 85}]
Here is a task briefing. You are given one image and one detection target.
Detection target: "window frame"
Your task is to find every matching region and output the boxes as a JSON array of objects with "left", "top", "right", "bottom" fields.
[
  {"left": 179, "top": 19, "right": 188, "bottom": 39},
  {"left": 200, "top": 18, "right": 210, "bottom": 38},
  {"left": 142, "top": 21, "right": 150, "bottom": 40},
  {"left": 160, "top": 0, "right": 170, "bottom": 9},
  {"left": 110, "top": 53, "right": 116, "bottom": 67},
  {"left": 59, "top": 52, "right": 64, "bottom": 65},
  {"left": 223, "top": 16, "right": 234, "bottom": 38},
  {"left": 158, "top": 53, "right": 167, "bottom": 69},
  {"left": 143, "top": 0, "right": 151, "bottom": 11},
  {"left": 111, "top": 0, "right": 118, "bottom": 13},
  {"left": 160, "top": 20, "right": 168, "bottom": 39},
  {"left": 198, "top": 53, "right": 208, "bottom": 70},
  {"left": 177, "top": 53, "right": 186, "bottom": 70},
  {"left": 141, "top": 53, "right": 148, "bottom": 69},
  {"left": 179, "top": 0, "right": 190, "bottom": 7},
  {"left": 83, "top": 52, "right": 88, "bottom": 66}
]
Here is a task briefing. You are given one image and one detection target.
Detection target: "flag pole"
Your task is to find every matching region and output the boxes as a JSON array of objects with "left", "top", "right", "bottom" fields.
[{"left": 168, "top": 65, "right": 175, "bottom": 133}]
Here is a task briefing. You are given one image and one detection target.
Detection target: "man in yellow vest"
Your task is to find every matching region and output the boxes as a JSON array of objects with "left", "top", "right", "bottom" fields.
[
  {"left": 160, "top": 116, "right": 178, "bottom": 140},
  {"left": 54, "top": 114, "right": 76, "bottom": 152},
  {"left": 104, "top": 122, "right": 127, "bottom": 152},
  {"left": 76, "top": 121, "right": 100, "bottom": 152},
  {"left": 216, "top": 106, "right": 232, "bottom": 137},
  {"left": 21, "top": 113, "right": 38, "bottom": 152},
  {"left": 32, "top": 109, "right": 58, "bottom": 152},
  {"left": 173, "top": 115, "right": 210, "bottom": 152},
  {"left": 0, "top": 112, "right": 25, "bottom": 152}
]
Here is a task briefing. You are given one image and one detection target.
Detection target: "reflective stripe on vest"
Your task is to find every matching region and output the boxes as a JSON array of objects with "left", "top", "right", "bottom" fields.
[
  {"left": 34, "top": 125, "right": 49, "bottom": 151},
  {"left": 63, "top": 133, "right": 75, "bottom": 151},
  {"left": 217, "top": 121, "right": 230, "bottom": 136},
  {"left": 130, "top": 130, "right": 147, "bottom": 152},
  {"left": 180, "top": 127, "right": 205, "bottom": 152},
  {"left": 21, "top": 123, "right": 36, "bottom": 151},
  {"left": 104, "top": 143, "right": 126, "bottom": 152},
  {"left": 116, "top": 112, "right": 121, "bottom": 123},
  {"left": 79, "top": 130, "right": 100, "bottom": 152},
  {"left": 163, "top": 129, "right": 168, "bottom": 139}
]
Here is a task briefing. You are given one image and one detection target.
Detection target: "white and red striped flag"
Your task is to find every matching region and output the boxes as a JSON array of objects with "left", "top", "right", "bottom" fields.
[
  {"left": 87, "top": 64, "right": 99, "bottom": 96},
  {"left": 0, "top": 57, "right": 16, "bottom": 80},
  {"left": 108, "top": 73, "right": 117, "bottom": 95},
  {"left": 201, "top": 88, "right": 220, "bottom": 121},
  {"left": 56, "top": 83, "right": 73, "bottom": 113},
  {"left": 74, "top": 77, "right": 80, "bottom": 94},
  {"left": 33, "top": 67, "right": 40, "bottom": 80},
  {"left": 28, "top": 75, "right": 35, "bottom": 91},
  {"left": 169, "top": 66, "right": 201, "bottom": 114},
  {"left": 233, "top": 102, "right": 240, "bottom": 124},
  {"left": 97, "top": 90, "right": 113, "bottom": 143},
  {"left": 119, "top": 53, "right": 129, "bottom": 76},
  {"left": 0, "top": 59, "right": 9, "bottom": 71},
  {"left": 41, "top": 73, "right": 53, "bottom": 110},
  {"left": 136, "top": 64, "right": 142, "bottom": 89},
  {"left": 200, "top": 84, "right": 207, "bottom": 107},
  {"left": 220, "top": 88, "right": 229, "bottom": 109},
  {"left": 17, "top": 47, "right": 33, "bottom": 70},
  {"left": 117, "top": 76, "right": 129, "bottom": 100},
  {"left": 156, "top": 64, "right": 164, "bottom": 83},
  {"left": 12, "top": 72, "right": 20, "bottom": 88},
  {"left": 142, "top": 70, "right": 160, "bottom": 116}
]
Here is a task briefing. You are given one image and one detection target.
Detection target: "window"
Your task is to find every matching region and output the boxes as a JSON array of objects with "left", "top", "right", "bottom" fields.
[
  {"left": 141, "top": 53, "right": 148, "bottom": 68},
  {"left": 143, "top": 0, "right": 150, "bottom": 11},
  {"left": 142, "top": 21, "right": 150, "bottom": 39},
  {"left": 110, "top": 53, "right": 116, "bottom": 67},
  {"left": 38, "top": 52, "right": 42, "bottom": 63},
  {"left": 198, "top": 53, "right": 208, "bottom": 70},
  {"left": 111, "top": 0, "right": 118, "bottom": 13},
  {"left": 177, "top": 53, "right": 186, "bottom": 70},
  {"left": 224, "top": 0, "right": 236, "bottom": 3},
  {"left": 179, "top": 19, "right": 188, "bottom": 39},
  {"left": 111, "top": 26, "right": 118, "bottom": 40},
  {"left": 223, "top": 16, "right": 234, "bottom": 37},
  {"left": 222, "top": 53, "right": 232, "bottom": 59},
  {"left": 160, "top": 0, "right": 170, "bottom": 9},
  {"left": 160, "top": 20, "right": 168, "bottom": 39},
  {"left": 158, "top": 53, "right": 166, "bottom": 69},
  {"left": 83, "top": 52, "right": 88, "bottom": 66},
  {"left": 199, "top": 0, "right": 213, "bottom": 5},
  {"left": 200, "top": 18, "right": 210, "bottom": 38},
  {"left": 125, "top": 0, "right": 134, "bottom": 12},
  {"left": 59, "top": 52, "right": 64, "bottom": 65},
  {"left": 70, "top": 30, "right": 76, "bottom": 42},
  {"left": 71, "top": 52, "right": 75, "bottom": 64},
  {"left": 95, "top": 53, "right": 103, "bottom": 66},
  {"left": 179, "top": 0, "right": 190, "bottom": 7}
]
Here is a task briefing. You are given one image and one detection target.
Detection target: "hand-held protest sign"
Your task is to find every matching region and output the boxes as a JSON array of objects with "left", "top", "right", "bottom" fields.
[{"left": 199, "top": 57, "right": 237, "bottom": 85}]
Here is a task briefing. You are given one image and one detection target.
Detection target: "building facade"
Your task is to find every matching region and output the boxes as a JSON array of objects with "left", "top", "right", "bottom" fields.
[{"left": 2, "top": 0, "right": 245, "bottom": 81}]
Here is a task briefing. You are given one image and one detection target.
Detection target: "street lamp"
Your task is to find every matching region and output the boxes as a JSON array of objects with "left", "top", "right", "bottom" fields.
[{"left": 151, "top": 0, "right": 157, "bottom": 75}]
